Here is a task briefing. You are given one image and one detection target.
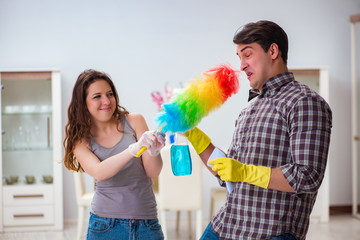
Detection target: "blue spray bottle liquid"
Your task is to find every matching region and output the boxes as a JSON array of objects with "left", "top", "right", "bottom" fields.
[{"left": 170, "top": 132, "right": 192, "bottom": 176}]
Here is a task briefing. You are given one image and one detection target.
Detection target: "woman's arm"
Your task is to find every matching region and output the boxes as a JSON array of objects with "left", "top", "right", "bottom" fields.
[
  {"left": 127, "top": 113, "right": 163, "bottom": 179},
  {"left": 74, "top": 140, "right": 134, "bottom": 182}
]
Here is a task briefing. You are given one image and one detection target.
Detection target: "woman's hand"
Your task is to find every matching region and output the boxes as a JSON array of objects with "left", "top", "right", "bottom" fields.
[
  {"left": 147, "top": 131, "right": 166, "bottom": 156},
  {"left": 128, "top": 130, "right": 156, "bottom": 157}
]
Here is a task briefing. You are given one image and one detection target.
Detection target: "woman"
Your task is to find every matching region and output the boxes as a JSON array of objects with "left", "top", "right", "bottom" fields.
[{"left": 63, "top": 69, "right": 165, "bottom": 240}]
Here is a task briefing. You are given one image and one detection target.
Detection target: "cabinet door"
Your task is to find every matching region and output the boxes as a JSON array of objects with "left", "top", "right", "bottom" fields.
[{"left": 1, "top": 72, "right": 53, "bottom": 183}]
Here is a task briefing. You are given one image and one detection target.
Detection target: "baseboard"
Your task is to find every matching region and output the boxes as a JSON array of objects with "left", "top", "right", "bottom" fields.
[
  {"left": 63, "top": 207, "right": 360, "bottom": 223},
  {"left": 330, "top": 205, "right": 360, "bottom": 215},
  {"left": 64, "top": 219, "right": 78, "bottom": 224}
]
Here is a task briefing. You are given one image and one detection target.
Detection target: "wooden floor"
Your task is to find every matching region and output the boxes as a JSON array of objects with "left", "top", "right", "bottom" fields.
[{"left": 0, "top": 214, "right": 359, "bottom": 240}]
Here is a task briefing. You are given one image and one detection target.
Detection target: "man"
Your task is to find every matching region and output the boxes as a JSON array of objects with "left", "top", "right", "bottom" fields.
[{"left": 185, "top": 20, "right": 332, "bottom": 240}]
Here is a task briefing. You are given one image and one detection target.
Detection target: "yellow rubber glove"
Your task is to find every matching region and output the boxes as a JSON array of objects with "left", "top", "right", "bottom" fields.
[
  {"left": 208, "top": 157, "right": 271, "bottom": 189},
  {"left": 184, "top": 127, "right": 211, "bottom": 154}
]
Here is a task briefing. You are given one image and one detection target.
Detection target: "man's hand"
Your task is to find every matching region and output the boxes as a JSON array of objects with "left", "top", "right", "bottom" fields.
[{"left": 208, "top": 157, "right": 271, "bottom": 189}]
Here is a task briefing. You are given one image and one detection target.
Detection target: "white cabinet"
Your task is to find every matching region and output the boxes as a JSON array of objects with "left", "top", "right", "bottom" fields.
[
  {"left": 351, "top": 14, "right": 360, "bottom": 219},
  {"left": 289, "top": 67, "right": 330, "bottom": 223},
  {"left": 0, "top": 69, "right": 63, "bottom": 231}
]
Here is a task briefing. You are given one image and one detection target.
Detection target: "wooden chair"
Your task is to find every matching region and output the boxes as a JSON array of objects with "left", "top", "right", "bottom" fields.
[
  {"left": 158, "top": 145, "right": 203, "bottom": 240},
  {"left": 73, "top": 171, "right": 94, "bottom": 240}
]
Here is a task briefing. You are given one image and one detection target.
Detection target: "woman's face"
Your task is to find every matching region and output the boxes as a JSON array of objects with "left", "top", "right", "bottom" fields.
[{"left": 86, "top": 79, "right": 116, "bottom": 123}]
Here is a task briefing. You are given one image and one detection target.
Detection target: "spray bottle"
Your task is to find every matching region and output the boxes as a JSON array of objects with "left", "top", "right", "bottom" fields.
[
  {"left": 170, "top": 132, "right": 192, "bottom": 176},
  {"left": 208, "top": 147, "right": 234, "bottom": 193}
]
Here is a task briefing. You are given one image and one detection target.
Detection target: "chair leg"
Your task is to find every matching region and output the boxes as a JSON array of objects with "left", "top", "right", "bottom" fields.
[
  {"left": 77, "top": 206, "right": 86, "bottom": 240},
  {"left": 176, "top": 211, "right": 180, "bottom": 232},
  {"left": 210, "top": 194, "right": 214, "bottom": 221},
  {"left": 195, "top": 210, "right": 203, "bottom": 240},
  {"left": 160, "top": 210, "right": 168, "bottom": 240},
  {"left": 187, "top": 211, "right": 192, "bottom": 238}
]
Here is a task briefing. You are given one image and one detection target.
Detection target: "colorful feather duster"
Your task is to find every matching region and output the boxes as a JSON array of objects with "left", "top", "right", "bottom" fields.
[{"left": 155, "top": 64, "right": 240, "bottom": 133}]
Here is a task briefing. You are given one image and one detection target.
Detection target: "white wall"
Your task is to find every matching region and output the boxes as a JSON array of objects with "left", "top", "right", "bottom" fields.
[{"left": 0, "top": 0, "right": 359, "bottom": 221}]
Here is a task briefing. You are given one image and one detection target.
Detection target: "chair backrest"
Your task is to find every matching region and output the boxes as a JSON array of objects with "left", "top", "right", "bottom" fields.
[
  {"left": 158, "top": 144, "right": 202, "bottom": 210},
  {"left": 73, "top": 171, "right": 87, "bottom": 203}
]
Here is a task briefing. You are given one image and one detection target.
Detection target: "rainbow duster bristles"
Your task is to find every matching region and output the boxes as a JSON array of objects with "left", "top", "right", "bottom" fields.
[{"left": 155, "top": 64, "right": 240, "bottom": 133}]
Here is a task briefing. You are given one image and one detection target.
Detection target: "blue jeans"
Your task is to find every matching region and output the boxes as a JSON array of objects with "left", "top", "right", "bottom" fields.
[
  {"left": 87, "top": 213, "right": 164, "bottom": 240},
  {"left": 200, "top": 223, "right": 297, "bottom": 240},
  {"left": 200, "top": 223, "right": 221, "bottom": 240}
]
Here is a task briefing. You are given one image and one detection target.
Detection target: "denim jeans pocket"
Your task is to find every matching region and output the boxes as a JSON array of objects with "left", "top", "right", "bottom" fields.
[
  {"left": 144, "top": 219, "right": 162, "bottom": 230},
  {"left": 88, "top": 213, "right": 114, "bottom": 233}
]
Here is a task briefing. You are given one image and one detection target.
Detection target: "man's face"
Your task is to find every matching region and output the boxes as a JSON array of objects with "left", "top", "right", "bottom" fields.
[{"left": 236, "top": 42, "right": 274, "bottom": 92}]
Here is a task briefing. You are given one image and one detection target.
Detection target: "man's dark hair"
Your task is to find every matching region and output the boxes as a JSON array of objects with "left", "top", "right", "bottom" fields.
[{"left": 233, "top": 20, "right": 288, "bottom": 64}]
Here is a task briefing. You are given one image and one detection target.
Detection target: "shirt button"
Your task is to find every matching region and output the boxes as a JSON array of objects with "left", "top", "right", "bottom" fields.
[
  {"left": 244, "top": 127, "right": 248, "bottom": 132},
  {"left": 251, "top": 109, "right": 256, "bottom": 114}
]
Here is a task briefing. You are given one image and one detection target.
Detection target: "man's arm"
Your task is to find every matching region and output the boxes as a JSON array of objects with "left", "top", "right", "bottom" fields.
[
  {"left": 268, "top": 168, "right": 295, "bottom": 193},
  {"left": 198, "top": 143, "right": 216, "bottom": 175}
]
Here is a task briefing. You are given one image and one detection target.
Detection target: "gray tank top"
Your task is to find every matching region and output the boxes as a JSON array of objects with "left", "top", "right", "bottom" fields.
[{"left": 89, "top": 116, "right": 157, "bottom": 219}]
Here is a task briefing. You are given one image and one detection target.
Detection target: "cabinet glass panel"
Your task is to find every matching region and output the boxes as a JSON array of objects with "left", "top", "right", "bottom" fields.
[{"left": 1, "top": 73, "right": 53, "bottom": 186}]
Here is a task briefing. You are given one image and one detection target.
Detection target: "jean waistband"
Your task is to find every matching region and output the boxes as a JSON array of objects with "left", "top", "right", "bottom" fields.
[{"left": 90, "top": 212, "right": 157, "bottom": 224}]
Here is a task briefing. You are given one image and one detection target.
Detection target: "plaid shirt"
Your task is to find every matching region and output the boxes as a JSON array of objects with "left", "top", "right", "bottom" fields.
[{"left": 211, "top": 72, "right": 332, "bottom": 240}]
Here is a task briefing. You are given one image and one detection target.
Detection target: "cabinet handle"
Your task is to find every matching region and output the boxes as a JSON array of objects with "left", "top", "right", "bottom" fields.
[
  {"left": 47, "top": 117, "right": 50, "bottom": 147},
  {"left": 13, "top": 194, "right": 44, "bottom": 199},
  {"left": 355, "top": 136, "right": 360, "bottom": 141},
  {"left": 13, "top": 214, "right": 44, "bottom": 218},
  {"left": 1, "top": 85, "right": 4, "bottom": 90}
]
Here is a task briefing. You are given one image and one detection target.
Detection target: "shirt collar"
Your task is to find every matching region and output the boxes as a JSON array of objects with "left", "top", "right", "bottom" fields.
[
  {"left": 248, "top": 72, "right": 294, "bottom": 101},
  {"left": 248, "top": 89, "right": 260, "bottom": 101}
]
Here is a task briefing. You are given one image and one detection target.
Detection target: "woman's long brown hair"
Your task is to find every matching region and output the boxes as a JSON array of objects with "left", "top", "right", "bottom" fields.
[{"left": 63, "top": 69, "right": 129, "bottom": 171}]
